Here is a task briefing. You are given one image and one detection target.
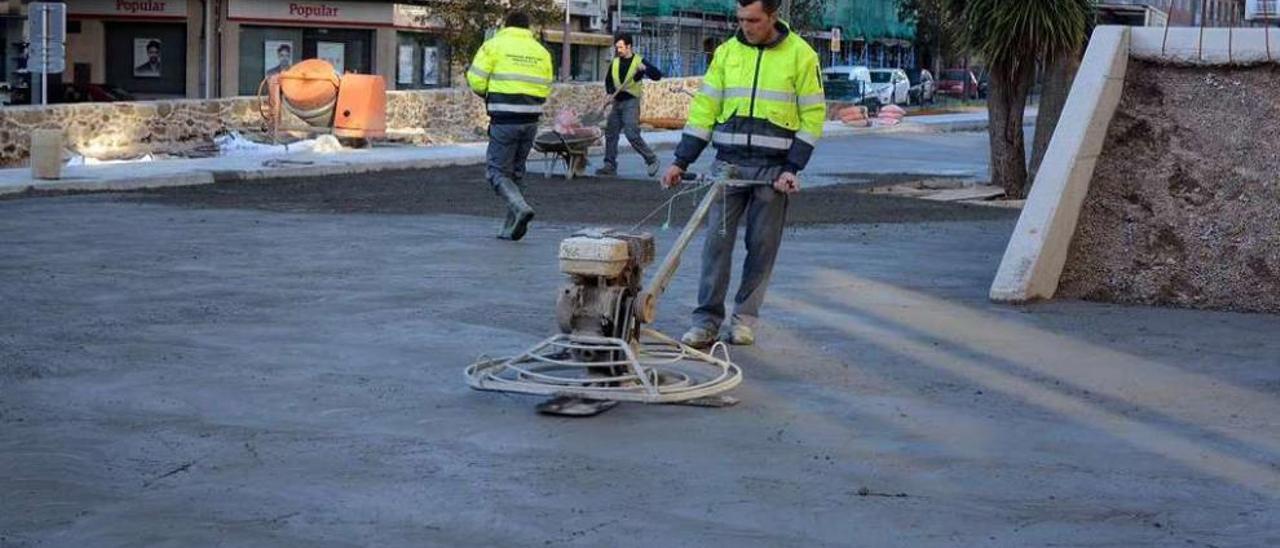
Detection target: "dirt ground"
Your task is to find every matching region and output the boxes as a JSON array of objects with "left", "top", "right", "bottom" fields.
[
  {"left": 1058, "top": 61, "right": 1280, "bottom": 313},
  {"left": 69, "top": 166, "right": 1022, "bottom": 226}
]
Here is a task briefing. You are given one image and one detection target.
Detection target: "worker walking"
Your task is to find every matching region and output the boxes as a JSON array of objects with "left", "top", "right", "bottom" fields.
[
  {"left": 596, "top": 33, "right": 662, "bottom": 178},
  {"left": 660, "top": 0, "right": 825, "bottom": 347},
  {"left": 467, "top": 11, "right": 554, "bottom": 241}
]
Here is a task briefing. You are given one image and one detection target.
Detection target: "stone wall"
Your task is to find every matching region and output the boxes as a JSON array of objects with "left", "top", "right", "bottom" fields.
[{"left": 0, "top": 77, "right": 701, "bottom": 167}]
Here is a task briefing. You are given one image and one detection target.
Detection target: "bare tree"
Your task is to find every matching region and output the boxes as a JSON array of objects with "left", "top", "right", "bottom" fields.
[
  {"left": 421, "top": 0, "right": 561, "bottom": 68},
  {"left": 896, "top": 0, "right": 958, "bottom": 74},
  {"left": 788, "top": 0, "right": 829, "bottom": 32}
]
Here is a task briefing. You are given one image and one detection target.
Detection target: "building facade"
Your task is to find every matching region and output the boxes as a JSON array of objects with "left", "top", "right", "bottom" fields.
[
  {"left": 1104, "top": 0, "right": 1258, "bottom": 26},
  {"left": 1, "top": 0, "right": 28, "bottom": 103},
  {"left": 219, "top": 0, "right": 452, "bottom": 97},
  {"left": 614, "top": 0, "right": 916, "bottom": 77},
  {"left": 2, "top": 0, "right": 459, "bottom": 104},
  {"left": 542, "top": 0, "right": 615, "bottom": 82},
  {"left": 0, "top": 0, "right": 631, "bottom": 104}
]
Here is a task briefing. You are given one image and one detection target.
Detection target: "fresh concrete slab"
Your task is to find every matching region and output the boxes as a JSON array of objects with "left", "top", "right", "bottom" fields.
[{"left": 0, "top": 192, "right": 1275, "bottom": 546}]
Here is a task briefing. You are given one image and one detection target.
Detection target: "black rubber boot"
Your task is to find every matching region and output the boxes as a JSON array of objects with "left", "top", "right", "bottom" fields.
[{"left": 495, "top": 179, "right": 535, "bottom": 241}]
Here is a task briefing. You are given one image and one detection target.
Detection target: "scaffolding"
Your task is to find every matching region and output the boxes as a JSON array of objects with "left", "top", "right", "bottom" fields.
[
  {"left": 622, "top": 0, "right": 916, "bottom": 75},
  {"left": 824, "top": 0, "right": 914, "bottom": 43},
  {"left": 629, "top": 0, "right": 736, "bottom": 77}
]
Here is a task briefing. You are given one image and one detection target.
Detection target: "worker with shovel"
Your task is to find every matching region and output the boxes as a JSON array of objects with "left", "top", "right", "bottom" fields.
[
  {"left": 467, "top": 11, "right": 554, "bottom": 241},
  {"left": 595, "top": 33, "right": 663, "bottom": 178},
  {"left": 660, "top": 0, "right": 826, "bottom": 347}
]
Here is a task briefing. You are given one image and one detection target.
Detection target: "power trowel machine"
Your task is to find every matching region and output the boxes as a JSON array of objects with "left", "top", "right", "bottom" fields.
[{"left": 465, "top": 173, "right": 771, "bottom": 416}]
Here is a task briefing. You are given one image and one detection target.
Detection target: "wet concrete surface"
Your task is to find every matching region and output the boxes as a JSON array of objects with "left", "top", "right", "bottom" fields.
[
  {"left": 1, "top": 167, "right": 1278, "bottom": 546},
  {"left": 109, "top": 166, "right": 1016, "bottom": 226}
]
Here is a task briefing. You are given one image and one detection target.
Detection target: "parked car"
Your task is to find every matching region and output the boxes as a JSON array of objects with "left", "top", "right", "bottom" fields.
[
  {"left": 868, "top": 68, "right": 910, "bottom": 106},
  {"left": 905, "top": 68, "right": 935, "bottom": 105},
  {"left": 822, "top": 64, "right": 874, "bottom": 106},
  {"left": 937, "top": 68, "right": 979, "bottom": 100}
]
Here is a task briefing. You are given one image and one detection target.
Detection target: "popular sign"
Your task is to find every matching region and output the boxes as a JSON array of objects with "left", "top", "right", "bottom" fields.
[
  {"left": 68, "top": 0, "right": 187, "bottom": 17},
  {"left": 228, "top": 0, "right": 392, "bottom": 24}
]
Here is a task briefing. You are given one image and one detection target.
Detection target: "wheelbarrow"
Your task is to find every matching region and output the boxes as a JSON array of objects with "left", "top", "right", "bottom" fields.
[{"left": 534, "top": 127, "right": 602, "bottom": 180}]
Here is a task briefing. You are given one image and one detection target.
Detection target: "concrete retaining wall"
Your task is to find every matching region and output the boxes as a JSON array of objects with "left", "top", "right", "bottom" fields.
[
  {"left": 990, "top": 26, "right": 1130, "bottom": 303},
  {"left": 990, "top": 26, "right": 1280, "bottom": 307}
]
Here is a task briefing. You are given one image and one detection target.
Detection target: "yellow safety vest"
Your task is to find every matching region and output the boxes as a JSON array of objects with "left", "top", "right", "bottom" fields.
[
  {"left": 610, "top": 54, "right": 645, "bottom": 98},
  {"left": 676, "top": 22, "right": 825, "bottom": 172},
  {"left": 467, "top": 27, "right": 554, "bottom": 123}
]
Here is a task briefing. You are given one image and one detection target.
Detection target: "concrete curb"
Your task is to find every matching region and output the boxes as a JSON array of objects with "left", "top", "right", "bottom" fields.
[{"left": 990, "top": 26, "right": 1130, "bottom": 304}]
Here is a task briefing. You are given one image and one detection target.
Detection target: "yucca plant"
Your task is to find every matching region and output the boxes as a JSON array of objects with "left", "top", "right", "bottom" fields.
[{"left": 947, "top": 0, "right": 1093, "bottom": 199}]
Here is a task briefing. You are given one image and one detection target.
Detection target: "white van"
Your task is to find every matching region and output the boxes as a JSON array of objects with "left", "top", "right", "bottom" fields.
[{"left": 821, "top": 65, "right": 875, "bottom": 109}]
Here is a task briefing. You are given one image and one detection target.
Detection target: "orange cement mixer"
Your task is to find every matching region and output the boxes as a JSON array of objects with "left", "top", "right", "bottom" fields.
[{"left": 259, "top": 59, "right": 386, "bottom": 140}]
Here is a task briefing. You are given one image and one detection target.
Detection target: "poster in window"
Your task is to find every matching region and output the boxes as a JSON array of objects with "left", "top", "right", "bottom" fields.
[
  {"left": 318, "top": 41, "right": 346, "bottom": 74},
  {"left": 133, "top": 38, "right": 162, "bottom": 78},
  {"left": 397, "top": 45, "right": 415, "bottom": 85},
  {"left": 265, "top": 40, "right": 294, "bottom": 77},
  {"left": 422, "top": 47, "right": 439, "bottom": 85}
]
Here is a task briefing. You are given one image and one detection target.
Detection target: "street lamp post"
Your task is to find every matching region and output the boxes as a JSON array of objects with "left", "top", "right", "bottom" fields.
[{"left": 561, "top": 0, "right": 571, "bottom": 82}]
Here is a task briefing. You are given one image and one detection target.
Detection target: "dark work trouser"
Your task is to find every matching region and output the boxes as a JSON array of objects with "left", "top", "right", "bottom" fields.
[
  {"left": 691, "top": 161, "right": 789, "bottom": 331},
  {"left": 603, "top": 97, "right": 656, "bottom": 170},
  {"left": 486, "top": 122, "right": 538, "bottom": 192}
]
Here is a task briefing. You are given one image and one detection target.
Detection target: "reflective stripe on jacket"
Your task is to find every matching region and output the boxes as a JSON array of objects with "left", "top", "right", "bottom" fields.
[
  {"left": 467, "top": 27, "right": 554, "bottom": 125},
  {"left": 674, "top": 22, "right": 825, "bottom": 173}
]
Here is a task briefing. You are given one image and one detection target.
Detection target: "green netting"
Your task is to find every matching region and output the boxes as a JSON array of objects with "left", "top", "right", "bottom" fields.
[
  {"left": 630, "top": 0, "right": 735, "bottom": 17},
  {"left": 627, "top": 0, "right": 914, "bottom": 41},
  {"left": 823, "top": 0, "right": 915, "bottom": 40}
]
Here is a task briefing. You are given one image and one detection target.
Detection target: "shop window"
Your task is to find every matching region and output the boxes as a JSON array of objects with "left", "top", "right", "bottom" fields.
[
  {"left": 238, "top": 27, "right": 304, "bottom": 95},
  {"left": 302, "top": 28, "right": 372, "bottom": 75},
  {"left": 239, "top": 27, "right": 373, "bottom": 96},
  {"left": 103, "top": 22, "right": 187, "bottom": 98},
  {"left": 395, "top": 33, "right": 450, "bottom": 90}
]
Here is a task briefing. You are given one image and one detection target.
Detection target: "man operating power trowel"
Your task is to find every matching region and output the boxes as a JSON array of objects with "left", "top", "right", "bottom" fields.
[
  {"left": 467, "top": 12, "right": 555, "bottom": 241},
  {"left": 660, "top": 0, "right": 826, "bottom": 347}
]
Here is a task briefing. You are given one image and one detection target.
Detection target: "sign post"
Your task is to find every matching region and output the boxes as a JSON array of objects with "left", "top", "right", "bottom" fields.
[{"left": 28, "top": 2, "right": 67, "bottom": 106}]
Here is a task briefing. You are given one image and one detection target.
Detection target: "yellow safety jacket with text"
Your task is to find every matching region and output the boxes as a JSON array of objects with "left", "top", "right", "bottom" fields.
[
  {"left": 467, "top": 27, "right": 554, "bottom": 125},
  {"left": 674, "top": 22, "right": 825, "bottom": 174}
]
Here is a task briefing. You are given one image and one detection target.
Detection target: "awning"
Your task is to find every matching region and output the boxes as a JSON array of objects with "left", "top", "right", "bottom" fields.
[{"left": 541, "top": 29, "right": 615, "bottom": 47}]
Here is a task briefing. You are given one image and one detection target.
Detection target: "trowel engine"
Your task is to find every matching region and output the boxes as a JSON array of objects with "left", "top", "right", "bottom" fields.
[
  {"left": 555, "top": 230, "right": 655, "bottom": 362},
  {"left": 464, "top": 173, "right": 746, "bottom": 408}
]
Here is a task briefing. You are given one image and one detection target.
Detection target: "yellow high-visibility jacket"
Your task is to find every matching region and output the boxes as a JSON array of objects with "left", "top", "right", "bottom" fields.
[
  {"left": 610, "top": 54, "right": 645, "bottom": 98},
  {"left": 674, "top": 22, "right": 825, "bottom": 174},
  {"left": 467, "top": 27, "right": 554, "bottom": 125}
]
